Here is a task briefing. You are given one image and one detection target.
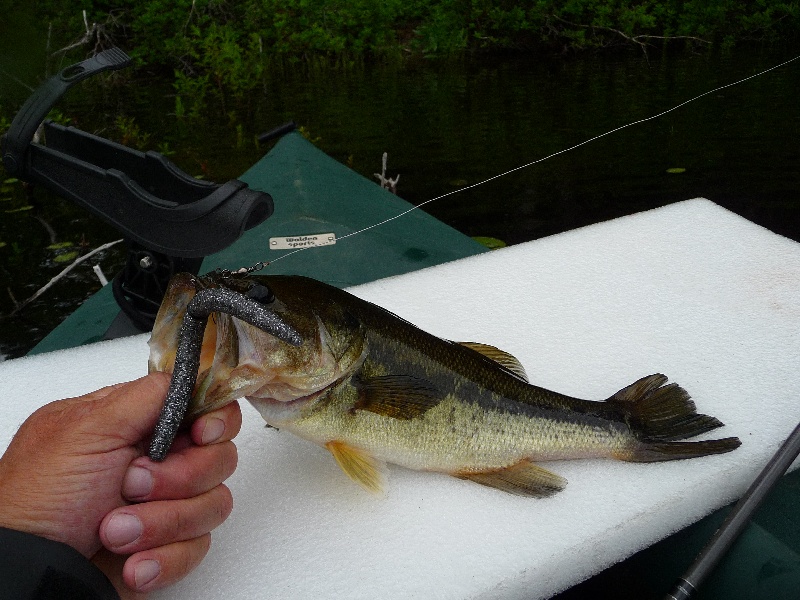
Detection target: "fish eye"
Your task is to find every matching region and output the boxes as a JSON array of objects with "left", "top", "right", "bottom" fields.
[{"left": 245, "top": 283, "right": 275, "bottom": 304}]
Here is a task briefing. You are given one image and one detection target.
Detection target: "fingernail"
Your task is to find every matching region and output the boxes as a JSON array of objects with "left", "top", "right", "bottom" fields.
[
  {"left": 123, "top": 465, "right": 153, "bottom": 499},
  {"left": 201, "top": 417, "right": 225, "bottom": 445},
  {"left": 105, "top": 513, "right": 143, "bottom": 549},
  {"left": 134, "top": 559, "right": 161, "bottom": 589}
]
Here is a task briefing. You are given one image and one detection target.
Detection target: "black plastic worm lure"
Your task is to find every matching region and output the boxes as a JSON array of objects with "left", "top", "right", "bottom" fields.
[{"left": 148, "top": 284, "right": 302, "bottom": 461}]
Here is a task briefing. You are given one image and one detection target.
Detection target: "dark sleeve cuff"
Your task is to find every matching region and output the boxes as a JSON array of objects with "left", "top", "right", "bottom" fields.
[{"left": 0, "top": 527, "right": 120, "bottom": 600}]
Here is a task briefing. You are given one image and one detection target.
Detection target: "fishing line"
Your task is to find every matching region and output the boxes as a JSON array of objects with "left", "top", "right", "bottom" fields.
[
  {"left": 0, "top": 64, "right": 36, "bottom": 92},
  {"left": 259, "top": 54, "right": 800, "bottom": 268}
]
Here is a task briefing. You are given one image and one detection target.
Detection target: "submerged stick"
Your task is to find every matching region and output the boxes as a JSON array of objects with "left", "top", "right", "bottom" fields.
[
  {"left": 665, "top": 420, "right": 800, "bottom": 599},
  {"left": 148, "top": 287, "right": 302, "bottom": 461},
  {"left": 4, "top": 239, "right": 123, "bottom": 317}
]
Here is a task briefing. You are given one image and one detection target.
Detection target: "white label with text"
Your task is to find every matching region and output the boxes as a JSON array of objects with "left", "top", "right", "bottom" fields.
[{"left": 269, "top": 233, "right": 337, "bottom": 250}]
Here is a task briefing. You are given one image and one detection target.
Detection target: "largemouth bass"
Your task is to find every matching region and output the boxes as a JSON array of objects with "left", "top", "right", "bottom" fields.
[{"left": 148, "top": 272, "right": 740, "bottom": 497}]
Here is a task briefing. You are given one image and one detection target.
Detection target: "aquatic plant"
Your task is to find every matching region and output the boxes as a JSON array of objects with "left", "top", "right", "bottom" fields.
[{"left": 113, "top": 115, "right": 151, "bottom": 149}]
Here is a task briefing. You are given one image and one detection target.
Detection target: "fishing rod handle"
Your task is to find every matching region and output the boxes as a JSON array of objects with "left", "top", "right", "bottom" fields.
[
  {"left": 665, "top": 420, "right": 800, "bottom": 598},
  {"left": 664, "top": 578, "right": 695, "bottom": 600}
]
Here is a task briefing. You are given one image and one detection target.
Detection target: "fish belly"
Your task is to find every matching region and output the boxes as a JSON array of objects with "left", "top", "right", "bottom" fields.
[{"left": 263, "top": 393, "right": 634, "bottom": 474}]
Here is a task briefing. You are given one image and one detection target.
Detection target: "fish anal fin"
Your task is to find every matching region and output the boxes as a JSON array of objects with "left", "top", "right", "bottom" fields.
[
  {"left": 354, "top": 375, "right": 443, "bottom": 420},
  {"left": 458, "top": 342, "right": 529, "bottom": 382},
  {"left": 325, "top": 440, "right": 386, "bottom": 494},
  {"left": 456, "top": 461, "right": 567, "bottom": 498}
]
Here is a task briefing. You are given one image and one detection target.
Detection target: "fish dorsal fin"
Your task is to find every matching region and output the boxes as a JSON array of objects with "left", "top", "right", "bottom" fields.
[
  {"left": 456, "top": 461, "right": 567, "bottom": 498},
  {"left": 354, "top": 375, "right": 443, "bottom": 420},
  {"left": 325, "top": 440, "right": 386, "bottom": 494},
  {"left": 458, "top": 342, "right": 529, "bottom": 382}
]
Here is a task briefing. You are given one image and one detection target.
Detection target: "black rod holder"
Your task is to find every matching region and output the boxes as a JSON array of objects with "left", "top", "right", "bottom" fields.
[{"left": 1, "top": 48, "right": 278, "bottom": 332}]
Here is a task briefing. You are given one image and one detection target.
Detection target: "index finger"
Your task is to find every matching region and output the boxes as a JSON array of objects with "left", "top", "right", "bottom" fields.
[{"left": 190, "top": 401, "right": 243, "bottom": 446}]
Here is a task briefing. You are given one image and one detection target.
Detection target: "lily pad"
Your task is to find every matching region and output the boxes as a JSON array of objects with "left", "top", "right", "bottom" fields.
[
  {"left": 53, "top": 251, "right": 79, "bottom": 263},
  {"left": 666, "top": 167, "right": 686, "bottom": 174},
  {"left": 47, "top": 241, "right": 75, "bottom": 250},
  {"left": 0, "top": 197, "right": 12, "bottom": 202},
  {"left": 0, "top": 242, "right": 6, "bottom": 249},
  {"left": 5, "top": 205, "right": 33, "bottom": 213},
  {"left": 3, "top": 178, "right": 19, "bottom": 184},
  {"left": 472, "top": 236, "right": 507, "bottom": 250}
]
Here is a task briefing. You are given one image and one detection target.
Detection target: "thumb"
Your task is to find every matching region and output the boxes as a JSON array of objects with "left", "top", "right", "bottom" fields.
[{"left": 75, "top": 372, "right": 172, "bottom": 446}]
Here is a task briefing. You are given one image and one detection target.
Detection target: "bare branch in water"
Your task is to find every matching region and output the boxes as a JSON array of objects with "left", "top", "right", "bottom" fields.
[
  {"left": 51, "top": 9, "right": 119, "bottom": 57},
  {"left": 2, "top": 239, "right": 123, "bottom": 318},
  {"left": 552, "top": 16, "right": 710, "bottom": 61}
]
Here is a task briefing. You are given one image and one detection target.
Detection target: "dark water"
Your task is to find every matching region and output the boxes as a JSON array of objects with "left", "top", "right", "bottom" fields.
[{"left": 1, "top": 28, "right": 799, "bottom": 359}]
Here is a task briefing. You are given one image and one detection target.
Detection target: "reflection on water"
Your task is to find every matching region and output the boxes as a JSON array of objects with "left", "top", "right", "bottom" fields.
[{"left": 1, "top": 37, "right": 798, "bottom": 358}]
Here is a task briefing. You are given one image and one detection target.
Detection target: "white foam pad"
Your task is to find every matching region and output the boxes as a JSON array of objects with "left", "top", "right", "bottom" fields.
[{"left": 2, "top": 199, "right": 798, "bottom": 599}]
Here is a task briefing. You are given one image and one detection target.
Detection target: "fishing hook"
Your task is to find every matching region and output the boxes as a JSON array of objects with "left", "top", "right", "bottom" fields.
[{"left": 148, "top": 287, "right": 302, "bottom": 461}]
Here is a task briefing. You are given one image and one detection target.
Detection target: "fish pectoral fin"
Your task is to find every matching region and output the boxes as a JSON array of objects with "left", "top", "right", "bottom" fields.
[
  {"left": 456, "top": 461, "right": 567, "bottom": 498},
  {"left": 325, "top": 440, "right": 386, "bottom": 494},
  {"left": 457, "top": 342, "right": 529, "bottom": 382},
  {"left": 354, "top": 375, "right": 443, "bottom": 419}
]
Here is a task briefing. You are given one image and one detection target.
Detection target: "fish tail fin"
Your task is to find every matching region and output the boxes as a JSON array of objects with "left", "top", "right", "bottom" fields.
[
  {"left": 619, "top": 437, "right": 742, "bottom": 462},
  {"left": 609, "top": 374, "right": 724, "bottom": 441},
  {"left": 607, "top": 374, "right": 741, "bottom": 461}
]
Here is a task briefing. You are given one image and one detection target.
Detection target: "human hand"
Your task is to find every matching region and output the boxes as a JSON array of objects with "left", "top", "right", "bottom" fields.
[{"left": 0, "top": 372, "right": 241, "bottom": 596}]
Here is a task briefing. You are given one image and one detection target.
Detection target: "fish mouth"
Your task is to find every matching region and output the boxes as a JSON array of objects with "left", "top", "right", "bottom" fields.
[
  {"left": 252, "top": 380, "right": 339, "bottom": 408},
  {"left": 247, "top": 379, "right": 341, "bottom": 423}
]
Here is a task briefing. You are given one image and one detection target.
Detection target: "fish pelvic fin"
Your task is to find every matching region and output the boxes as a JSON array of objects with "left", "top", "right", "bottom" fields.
[
  {"left": 353, "top": 375, "right": 443, "bottom": 419},
  {"left": 325, "top": 440, "right": 386, "bottom": 494},
  {"left": 457, "top": 342, "right": 529, "bottom": 382},
  {"left": 609, "top": 374, "right": 731, "bottom": 442},
  {"left": 456, "top": 461, "right": 567, "bottom": 498}
]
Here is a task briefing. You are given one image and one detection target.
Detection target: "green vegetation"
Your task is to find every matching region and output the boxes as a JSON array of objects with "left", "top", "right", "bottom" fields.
[
  {"left": 0, "top": 111, "right": 10, "bottom": 136},
  {"left": 19, "top": 1, "right": 795, "bottom": 119},
  {"left": 35, "top": 1, "right": 800, "bottom": 61},
  {"left": 471, "top": 236, "right": 507, "bottom": 249}
]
